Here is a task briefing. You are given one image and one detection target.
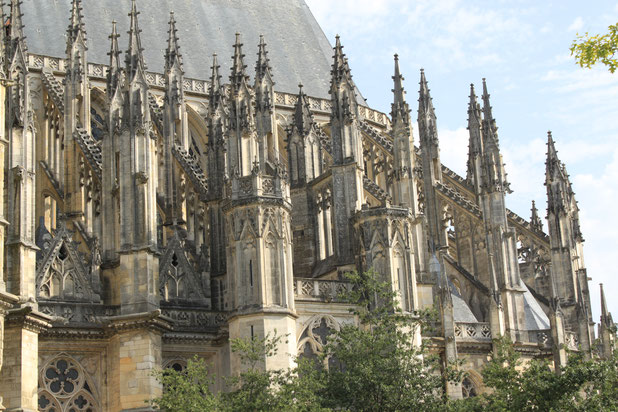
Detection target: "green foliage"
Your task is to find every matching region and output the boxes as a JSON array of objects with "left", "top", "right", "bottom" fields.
[
  {"left": 150, "top": 356, "right": 221, "bottom": 412},
  {"left": 151, "top": 269, "right": 617, "bottom": 412},
  {"left": 571, "top": 24, "right": 618, "bottom": 72},
  {"left": 451, "top": 337, "right": 618, "bottom": 412},
  {"left": 317, "top": 270, "right": 447, "bottom": 411}
]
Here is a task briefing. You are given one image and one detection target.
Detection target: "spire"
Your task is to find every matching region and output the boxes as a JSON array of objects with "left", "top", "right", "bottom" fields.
[
  {"left": 209, "top": 53, "right": 224, "bottom": 111},
  {"left": 66, "top": 0, "right": 86, "bottom": 49},
  {"left": 8, "top": 0, "right": 27, "bottom": 57},
  {"left": 107, "top": 21, "right": 121, "bottom": 96},
  {"left": 546, "top": 131, "right": 562, "bottom": 177},
  {"left": 600, "top": 284, "right": 612, "bottom": 325},
  {"left": 255, "top": 35, "right": 273, "bottom": 82},
  {"left": 418, "top": 69, "right": 438, "bottom": 145},
  {"left": 9, "top": 0, "right": 26, "bottom": 47},
  {"left": 330, "top": 35, "right": 355, "bottom": 92},
  {"left": 467, "top": 83, "right": 482, "bottom": 153},
  {"left": 530, "top": 200, "right": 543, "bottom": 232},
  {"left": 230, "top": 32, "right": 248, "bottom": 92},
  {"left": 466, "top": 83, "right": 482, "bottom": 184},
  {"left": 468, "top": 84, "right": 482, "bottom": 131},
  {"left": 418, "top": 69, "right": 435, "bottom": 118},
  {"left": 481, "top": 78, "right": 499, "bottom": 147},
  {"left": 391, "top": 54, "right": 410, "bottom": 125},
  {"left": 164, "top": 11, "right": 182, "bottom": 73},
  {"left": 125, "top": 0, "right": 146, "bottom": 82},
  {"left": 291, "top": 83, "right": 314, "bottom": 136}
]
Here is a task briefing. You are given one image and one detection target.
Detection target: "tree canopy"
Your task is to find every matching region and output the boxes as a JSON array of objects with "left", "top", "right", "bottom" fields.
[
  {"left": 571, "top": 24, "right": 618, "bottom": 72},
  {"left": 150, "top": 270, "right": 618, "bottom": 412}
]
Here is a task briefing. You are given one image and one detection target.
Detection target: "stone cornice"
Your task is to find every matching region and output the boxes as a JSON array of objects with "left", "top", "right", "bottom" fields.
[
  {"left": 5, "top": 306, "right": 53, "bottom": 333},
  {"left": 106, "top": 309, "right": 173, "bottom": 334}
]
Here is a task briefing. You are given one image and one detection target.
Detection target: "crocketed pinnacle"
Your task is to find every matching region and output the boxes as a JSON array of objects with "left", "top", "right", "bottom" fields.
[
  {"left": 530, "top": 200, "right": 543, "bottom": 232},
  {"left": 330, "top": 35, "right": 354, "bottom": 91},
  {"left": 391, "top": 54, "right": 410, "bottom": 125},
  {"left": 230, "top": 33, "right": 249, "bottom": 92},
  {"left": 107, "top": 21, "right": 121, "bottom": 94},
  {"left": 468, "top": 84, "right": 481, "bottom": 127},
  {"left": 9, "top": 0, "right": 27, "bottom": 54},
  {"left": 292, "top": 84, "right": 314, "bottom": 136},
  {"left": 165, "top": 11, "right": 183, "bottom": 73},
  {"left": 467, "top": 83, "right": 482, "bottom": 153},
  {"left": 126, "top": 0, "right": 146, "bottom": 82},
  {"left": 418, "top": 68, "right": 436, "bottom": 119},
  {"left": 545, "top": 131, "right": 565, "bottom": 180},
  {"left": 209, "top": 53, "right": 224, "bottom": 111},
  {"left": 255, "top": 35, "right": 273, "bottom": 82},
  {"left": 481, "top": 78, "right": 499, "bottom": 149},
  {"left": 67, "top": 0, "right": 86, "bottom": 48}
]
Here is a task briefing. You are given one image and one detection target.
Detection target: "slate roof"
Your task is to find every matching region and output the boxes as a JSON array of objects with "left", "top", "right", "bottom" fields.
[
  {"left": 21, "top": 0, "right": 350, "bottom": 99},
  {"left": 522, "top": 283, "right": 551, "bottom": 330},
  {"left": 450, "top": 281, "right": 479, "bottom": 323}
]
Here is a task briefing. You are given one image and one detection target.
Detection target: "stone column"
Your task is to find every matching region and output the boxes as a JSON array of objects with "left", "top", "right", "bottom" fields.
[
  {"left": 107, "top": 312, "right": 171, "bottom": 412},
  {"left": 0, "top": 307, "right": 51, "bottom": 411}
]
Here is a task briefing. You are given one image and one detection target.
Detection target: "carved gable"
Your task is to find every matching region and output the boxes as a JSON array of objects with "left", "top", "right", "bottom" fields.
[
  {"left": 159, "top": 231, "right": 210, "bottom": 306},
  {"left": 35, "top": 220, "right": 100, "bottom": 302}
]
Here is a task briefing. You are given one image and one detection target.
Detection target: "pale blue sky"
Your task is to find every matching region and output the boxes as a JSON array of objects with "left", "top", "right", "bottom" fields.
[{"left": 305, "top": 0, "right": 618, "bottom": 321}]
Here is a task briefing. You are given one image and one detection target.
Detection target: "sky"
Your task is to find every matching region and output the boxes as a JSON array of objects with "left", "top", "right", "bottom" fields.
[{"left": 304, "top": 0, "right": 618, "bottom": 323}]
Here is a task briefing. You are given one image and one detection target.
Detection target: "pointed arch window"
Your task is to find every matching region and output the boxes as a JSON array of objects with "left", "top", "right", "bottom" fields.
[{"left": 461, "top": 376, "right": 478, "bottom": 398}]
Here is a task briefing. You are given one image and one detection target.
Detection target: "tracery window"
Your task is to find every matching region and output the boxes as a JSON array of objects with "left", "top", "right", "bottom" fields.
[
  {"left": 461, "top": 376, "right": 478, "bottom": 398},
  {"left": 90, "top": 107, "right": 105, "bottom": 141},
  {"left": 297, "top": 315, "right": 341, "bottom": 369},
  {"left": 38, "top": 356, "right": 99, "bottom": 412}
]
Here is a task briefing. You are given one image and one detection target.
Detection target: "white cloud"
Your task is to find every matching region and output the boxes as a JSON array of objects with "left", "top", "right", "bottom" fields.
[{"left": 568, "top": 16, "right": 584, "bottom": 32}]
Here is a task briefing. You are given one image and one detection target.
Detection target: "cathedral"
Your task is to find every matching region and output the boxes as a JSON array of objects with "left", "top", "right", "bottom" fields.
[{"left": 0, "top": 0, "right": 613, "bottom": 410}]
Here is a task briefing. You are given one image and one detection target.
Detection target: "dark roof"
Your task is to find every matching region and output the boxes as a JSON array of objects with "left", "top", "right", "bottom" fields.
[{"left": 22, "top": 0, "right": 351, "bottom": 99}]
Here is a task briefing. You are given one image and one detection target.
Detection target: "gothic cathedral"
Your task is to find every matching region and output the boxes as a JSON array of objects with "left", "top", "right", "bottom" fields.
[{"left": 0, "top": 0, "right": 613, "bottom": 410}]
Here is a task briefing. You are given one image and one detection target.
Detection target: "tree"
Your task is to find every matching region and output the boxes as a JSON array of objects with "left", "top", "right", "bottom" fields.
[
  {"left": 450, "top": 337, "right": 618, "bottom": 412},
  {"left": 151, "top": 331, "right": 329, "bottom": 412},
  {"left": 571, "top": 24, "right": 618, "bottom": 72},
  {"left": 317, "top": 270, "right": 448, "bottom": 411},
  {"left": 150, "top": 356, "right": 221, "bottom": 412}
]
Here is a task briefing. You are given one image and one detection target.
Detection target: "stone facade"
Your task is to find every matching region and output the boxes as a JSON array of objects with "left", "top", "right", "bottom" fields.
[{"left": 0, "top": 0, "right": 613, "bottom": 410}]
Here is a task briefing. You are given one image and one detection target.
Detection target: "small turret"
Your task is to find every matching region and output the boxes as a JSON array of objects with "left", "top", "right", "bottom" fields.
[
  {"left": 329, "top": 35, "right": 362, "bottom": 165},
  {"left": 254, "top": 35, "right": 274, "bottom": 112},
  {"left": 288, "top": 84, "right": 321, "bottom": 186},
  {"left": 227, "top": 33, "right": 256, "bottom": 176},
  {"left": 418, "top": 69, "right": 444, "bottom": 252},
  {"left": 390, "top": 55, "right": 418, "bottom": 212},
  {"left": 254, "top": 35, "right": 277, "bottom": 170}
]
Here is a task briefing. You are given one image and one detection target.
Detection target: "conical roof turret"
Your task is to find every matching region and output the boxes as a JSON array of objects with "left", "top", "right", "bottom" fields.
[{"left": 291, "top": 84, "right": 314, "bottom": 136}]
